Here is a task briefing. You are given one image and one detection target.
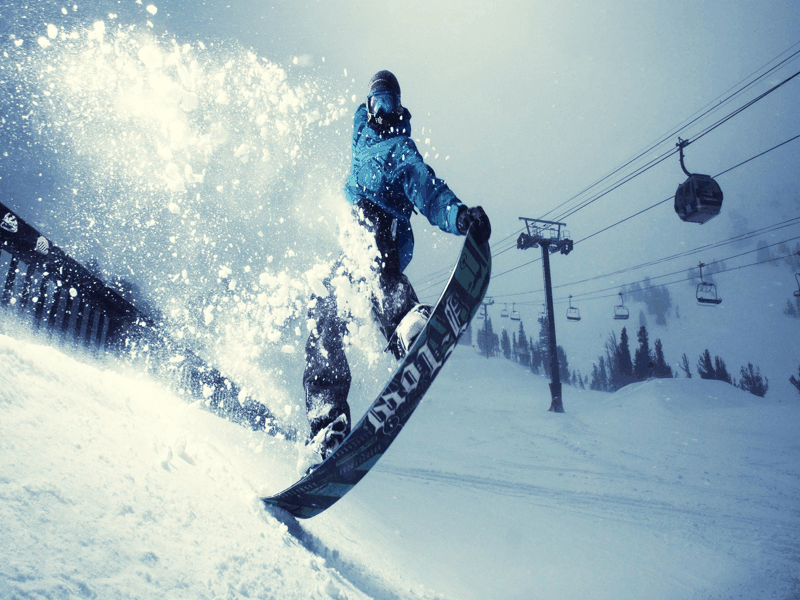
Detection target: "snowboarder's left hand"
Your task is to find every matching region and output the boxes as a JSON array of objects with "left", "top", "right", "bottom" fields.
[{"left": 457, "top": 205, "right": 491, "bottom": 244}]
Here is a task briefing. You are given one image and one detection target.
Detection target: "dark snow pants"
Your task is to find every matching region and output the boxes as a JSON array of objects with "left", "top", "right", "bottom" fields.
[{"left": 302, "top": 201, "right": 419, "bottom": 441}]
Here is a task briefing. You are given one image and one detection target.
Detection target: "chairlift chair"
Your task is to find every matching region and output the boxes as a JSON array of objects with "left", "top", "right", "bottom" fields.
[
  {"left": 613, "top": 292, "right": 629, "bottom": 320},
  {"left": 696, "top": 262, "right": 722, "bottom": 305},
  {"left": 510, "top": 303, "right": 521, "bottom": 321},
  {"left": 566, "top": 295, "right": 581, "bottom": 321},
  {"left": 794, "top": 272, "right": 800, "bottom": 298},
  {"left": 674, "top": 139, "right": 723, "bottom": 224},
  {"left": 538, "top": 305, "right": 546, "bottom": 324},
  {"left": 501, "top": 303, "right": 509, "bottom": 318}
]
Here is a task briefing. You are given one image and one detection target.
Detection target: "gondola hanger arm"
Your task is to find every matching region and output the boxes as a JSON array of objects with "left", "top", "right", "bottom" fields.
[{"left": 677, "top": 137, "right": 692, "bottom": 177}]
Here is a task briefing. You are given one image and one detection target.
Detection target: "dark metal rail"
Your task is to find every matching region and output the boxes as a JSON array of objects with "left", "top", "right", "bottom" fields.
[{"left": 0, "top": 201, "right": 289, "bottom": 438}]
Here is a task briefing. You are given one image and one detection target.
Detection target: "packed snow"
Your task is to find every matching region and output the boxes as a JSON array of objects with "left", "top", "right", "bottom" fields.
[{"left": 1, "top": 328, "right": 798, "bottom": 599}]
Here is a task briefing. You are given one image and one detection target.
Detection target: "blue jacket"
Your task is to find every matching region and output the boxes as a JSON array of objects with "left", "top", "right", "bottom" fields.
[{"left": 344, "top": 103, "right": 464, "bottom": 272}]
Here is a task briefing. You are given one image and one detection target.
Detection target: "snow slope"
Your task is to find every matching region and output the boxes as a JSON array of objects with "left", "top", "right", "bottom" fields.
[{"left": 2, "top": 332, "right": 799, "bottom": 599}]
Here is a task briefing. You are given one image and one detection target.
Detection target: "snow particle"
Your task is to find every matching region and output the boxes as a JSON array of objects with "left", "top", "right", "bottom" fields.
[{"left": 146, "top": 4, "right": 158, "bottom": 15}]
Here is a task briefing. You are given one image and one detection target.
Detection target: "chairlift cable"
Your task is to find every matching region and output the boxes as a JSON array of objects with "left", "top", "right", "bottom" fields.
[
  {"left": 713, "top": 133, "right": 800, "bottom": 178},
  {"left": 685, "top": 68, "right": 800, "bottom": 148},
  {"left": 537, "top": 43, "right": 800, "bottom": 222},
  {"left": 482, "top": 134, "right": 800, "bottom": 293},
  {"left": 419, "top": 66, "right": 800, "bottom": 300},
  {"left": 414, "top": 226, "right": 524, "bottom": 288},
  {"left": 417, "top": 51, "right": 800, "bottom": 289},
  {"left": 538, "top": 249, "right": 800, "bottom": 307},
  {"left": 488, "top": 223, "right": 800, "bottom": 304},
  {"left": 528, "top": 234, "right": 800, "bottom": 306},
  {"left": 572, "top": 132, "right": 800, "bottom": 248},
  {"left": 546, "top": 67, "right": 800, "bottom": 226},
  {"left": 552, "top": 148, "right": 678, "bottom": 222}
]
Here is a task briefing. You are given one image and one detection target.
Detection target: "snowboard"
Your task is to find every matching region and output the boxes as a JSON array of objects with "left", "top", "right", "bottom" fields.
[{"left": 262, "top": 227, "right": 491, "bottom": 518}]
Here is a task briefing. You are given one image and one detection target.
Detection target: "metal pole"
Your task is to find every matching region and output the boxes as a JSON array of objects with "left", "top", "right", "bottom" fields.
[
  {"left": 541, "top": 244, "right": 564, "bottom": 412},
  {"left": 2, "top": 255, "right": 19, "bottom": 306},
  {"left": 34, "top": 276, "right": 49, "bottom": 328}
]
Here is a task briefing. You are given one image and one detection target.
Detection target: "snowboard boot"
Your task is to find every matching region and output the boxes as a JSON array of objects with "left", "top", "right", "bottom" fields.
[
  {"left": 390, "top": 304, "right": 432, "bottom": 359},
  {"left": 297, "top": 412, "right": 350, "bottom": 476}
]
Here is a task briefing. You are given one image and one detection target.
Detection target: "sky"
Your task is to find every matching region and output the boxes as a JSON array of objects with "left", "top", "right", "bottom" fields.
[{"left": 1, "top": 0, "right": 799, "bottom": 388}]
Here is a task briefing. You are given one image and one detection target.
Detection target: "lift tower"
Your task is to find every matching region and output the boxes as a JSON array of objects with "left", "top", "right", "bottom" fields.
[{"left": 517, "top": 218, "right": 574, "bottom": 413}]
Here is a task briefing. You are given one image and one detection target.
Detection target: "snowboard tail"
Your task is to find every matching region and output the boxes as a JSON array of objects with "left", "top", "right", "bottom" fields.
[{"left": 262, "top": 228, "right": 491, "bottom": 518}]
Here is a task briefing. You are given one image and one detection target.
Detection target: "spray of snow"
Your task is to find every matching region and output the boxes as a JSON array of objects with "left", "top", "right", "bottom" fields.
[{"left": 1, "top": 18, "right": 389, "bottom": 432}]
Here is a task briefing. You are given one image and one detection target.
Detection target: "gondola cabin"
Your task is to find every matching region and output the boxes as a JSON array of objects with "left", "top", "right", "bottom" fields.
[
  {"left": 674, "top": 139, "right": 723, "bottom": 224},
  {"left": 675, "top": 173, "right": 723, "bottom": 224}
]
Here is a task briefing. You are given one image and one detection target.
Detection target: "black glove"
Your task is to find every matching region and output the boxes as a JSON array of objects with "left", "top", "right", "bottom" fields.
[{"left": 456, "top": 205, "right": 491, "bottom": 244}]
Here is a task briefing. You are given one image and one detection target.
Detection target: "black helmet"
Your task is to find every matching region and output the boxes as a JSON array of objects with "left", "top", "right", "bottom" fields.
[{"left": 368, "top": 70, "right": 401, "bottom": 102}]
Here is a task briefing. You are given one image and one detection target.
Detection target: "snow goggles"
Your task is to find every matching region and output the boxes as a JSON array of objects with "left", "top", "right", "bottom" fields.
[{"left": 368, "top": 91, "right": 400, "bottom": 116}]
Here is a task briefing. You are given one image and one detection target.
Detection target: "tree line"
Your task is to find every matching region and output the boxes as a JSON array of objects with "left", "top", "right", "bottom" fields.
[
  {"left": 475, "top": 314, "right": 779, "bottom": 398},
  {"left": 477, "top": 315, "right": 578, "bottom": 387}
]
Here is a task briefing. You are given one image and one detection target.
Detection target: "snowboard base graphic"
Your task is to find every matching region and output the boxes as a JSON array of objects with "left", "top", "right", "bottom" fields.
[{"left": 262, "top": 228, "right": 491, "bottom": 518}]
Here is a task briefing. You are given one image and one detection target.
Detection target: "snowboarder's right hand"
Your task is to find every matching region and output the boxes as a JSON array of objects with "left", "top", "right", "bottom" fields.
[{"left": 457, "top": 205, "right": 491, "bottom": 244}]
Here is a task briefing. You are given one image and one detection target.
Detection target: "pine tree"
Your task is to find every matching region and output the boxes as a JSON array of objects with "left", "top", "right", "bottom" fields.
[
  {"left": 653, "top": 339, "right": 673, "bottom": 378},
  {"left": 604, "top": 331, "right": 622, "bottom": 390},
  {"left": 599, "top": 356, "right": 609, "bottom": 391},
  {"left": 738, "top": 363, "right": 769, "bottom": 397},
  {"left": 530, "top": 341, "right": 543, "bottom": 374},
  {"left": 648, "top": 284, "right": 672, "bottom": 326},
  {"left": 501, "top": 329, "right": 511, "bottom": 359},
  {"left": 714, "top": 356, "right": 733, "bottom": 384},
  {"left": 477, "top": 317, "right": 495, "bottom": 358},
  {"left": 577, "top": 370, "right": 586, "bottom": 390},
  {"left": 790, "top": 365, "right": 800, "bottom": 395},
  {"left": 512, "top": 333, "right": 518, "bottom": 362},
  {"left": 517, "top": 321, "right": 530, "bottom": 366},
  {"left": 537, "top": 315, "right": 549, "bottom": 348},
  {"left": 679, "top": 353, "right": 692, "bottom": 378},
  {"left": 557, "top": 345, "right": 570, "bottom": 383},
  {"left": 617, "top": 327, "right": 634, "bottom": 384},
  {"left": 697, "top": 349, "right": 716, "bottom": 380},
  {"left": 590, "top": 362, "right": 601, "bottom": 390},
  {"left": 460, "top": 321, "right": 473, "bottom": 346},
  {"left": 633, "top": 325, "right": 653, "bottom": 380}
]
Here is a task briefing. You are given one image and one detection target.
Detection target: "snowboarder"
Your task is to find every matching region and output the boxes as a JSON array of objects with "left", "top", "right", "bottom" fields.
[{"left": 302, "top": 70, "right": 491, "bottom": 464}]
